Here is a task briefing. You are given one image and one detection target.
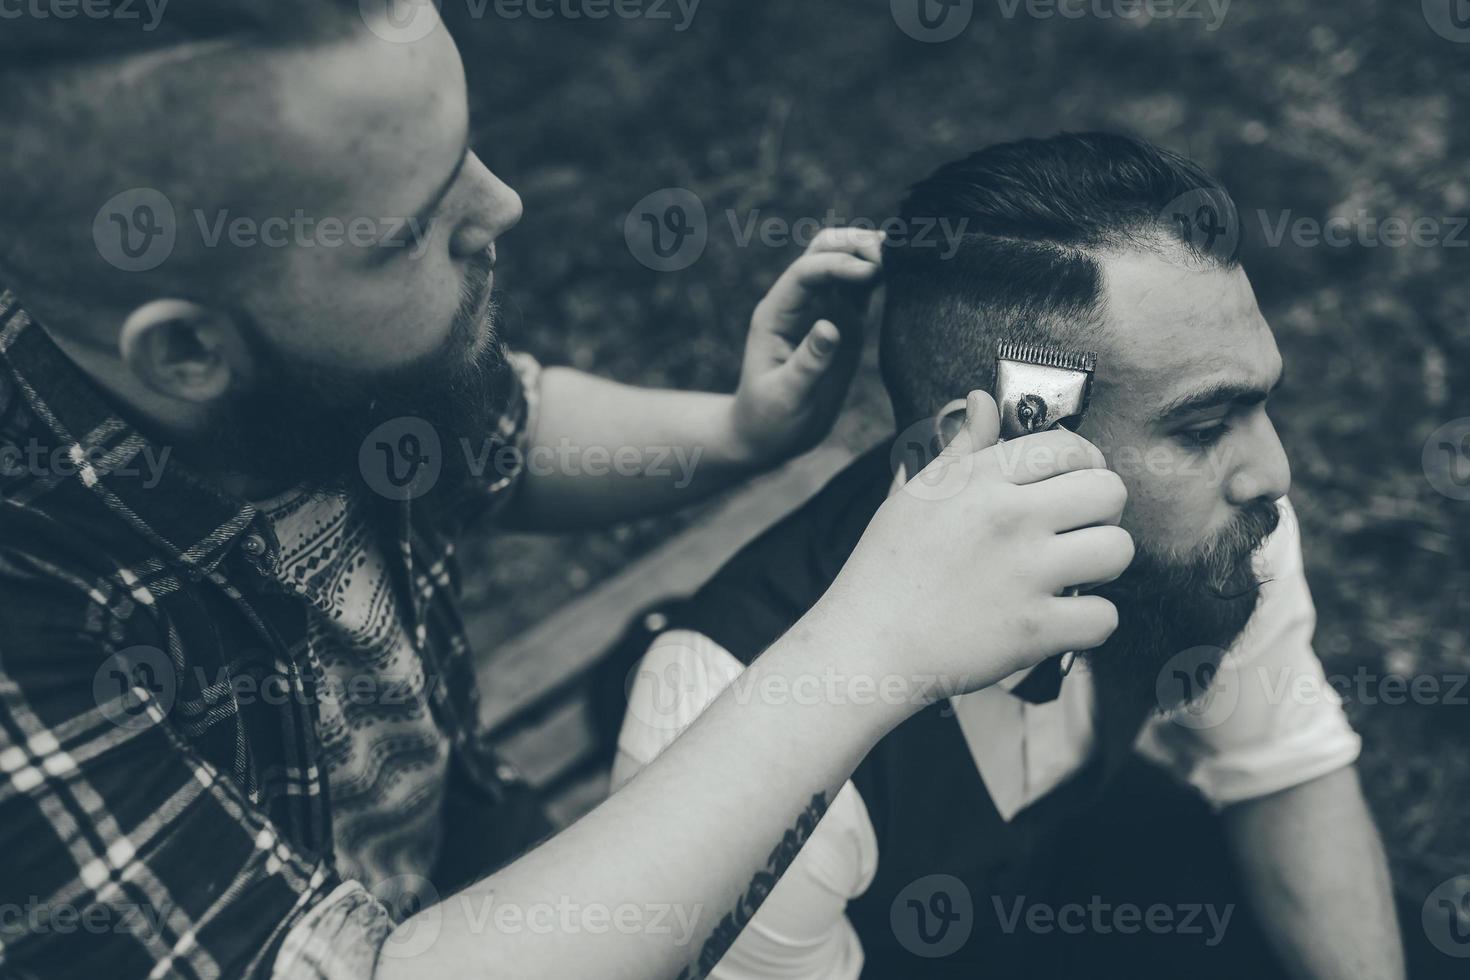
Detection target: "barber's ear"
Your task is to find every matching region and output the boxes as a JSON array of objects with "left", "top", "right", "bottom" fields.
[
  {"left": 931, "top": 397, "right": 971, "bottom": 452},
  {"left": 118, "top": 299, "right": 246, "bottom": 403}
]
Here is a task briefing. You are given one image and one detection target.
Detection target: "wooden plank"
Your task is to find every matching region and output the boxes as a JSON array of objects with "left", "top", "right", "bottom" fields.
[
  {"left": 471, "top": 441, "right": 863, "bottom": 734},
  {"left": 496, "top": 693, "right": 600, "bottom": 788}
]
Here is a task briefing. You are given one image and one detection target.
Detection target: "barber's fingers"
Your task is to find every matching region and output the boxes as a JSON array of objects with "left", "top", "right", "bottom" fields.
[
  {"left": 1022, "top": 468, "right": 1128, "bottom": 531},
  {"left": 938, "top": 390, "right": 1001, "bottom": 459},
  {"left": 1041, "top": 594, "right": 1122, "bottom": 652},
  {"left": 782, "top": 320, "right": 843, "bottom": 384},
  {"left": 989, "top": 428, "right": 1107, "bottom": 485},
  {"left": 1045, "top": 525, "right": 1135, "bottom": 592},
  {"left": 803, "top": 226, "right": 887, "bottom": 264}
]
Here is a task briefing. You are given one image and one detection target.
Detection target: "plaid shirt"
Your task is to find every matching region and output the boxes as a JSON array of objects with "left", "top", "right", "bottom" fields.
[{"left": 0, "top": 291, "right": 542, "bottom": 980}]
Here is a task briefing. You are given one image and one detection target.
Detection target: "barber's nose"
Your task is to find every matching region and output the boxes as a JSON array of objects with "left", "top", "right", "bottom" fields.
[
  {"left": 449, "top": 155, "right": 524, "bottom": 259},
  {"left": 1225, "top": 413, "right": 1292, "bottom": 506}
]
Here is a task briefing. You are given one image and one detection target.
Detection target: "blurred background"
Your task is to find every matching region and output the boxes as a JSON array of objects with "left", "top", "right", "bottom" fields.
[{"left": 444, "top": 0, "right": 1468, "bottom": 901}]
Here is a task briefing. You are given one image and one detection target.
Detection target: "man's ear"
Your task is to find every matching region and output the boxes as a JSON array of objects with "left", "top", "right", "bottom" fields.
[
  {"left": 118, "top": 299, "right": 246, "bottom": 403},
  {"left": 931, "top": 397, "right": 971, "bottom": 453}
]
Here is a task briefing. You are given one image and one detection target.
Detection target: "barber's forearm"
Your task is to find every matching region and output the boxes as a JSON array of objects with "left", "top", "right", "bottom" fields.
[
  {"left": 374, "top": 619, "right": 906, "bottom": 980},
  {"left": 503, "top": 367, "right": 767, "bottom": 530},
  {"left": 1223, "top": 766, "right": 1404, "bottom": 980}
]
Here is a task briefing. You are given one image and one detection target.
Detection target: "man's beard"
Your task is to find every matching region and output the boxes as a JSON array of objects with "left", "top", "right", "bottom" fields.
[
  {"left": 1083, "top": 500, "right": 1282, "bottom": 714},
  {"left": 206, "top": 250, "right": 515, "bottom": 500}
]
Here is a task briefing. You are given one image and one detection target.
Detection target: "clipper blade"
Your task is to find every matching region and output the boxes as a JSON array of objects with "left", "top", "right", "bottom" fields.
[{"left": 996, "top": 341, "right": 1098, "bottom": 375}]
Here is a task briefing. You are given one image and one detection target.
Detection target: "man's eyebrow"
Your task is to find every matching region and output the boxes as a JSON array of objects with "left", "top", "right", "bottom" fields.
[{"left": 1154, "top": 371, "right": 1285, "bottom": 423}]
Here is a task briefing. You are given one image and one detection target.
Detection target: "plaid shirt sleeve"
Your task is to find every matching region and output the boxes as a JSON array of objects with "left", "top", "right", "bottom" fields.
[{"left": 0, "top": 547, "right": 395, "bottom": 979}]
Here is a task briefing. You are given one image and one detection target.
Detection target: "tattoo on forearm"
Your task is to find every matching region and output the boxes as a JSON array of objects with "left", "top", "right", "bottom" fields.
[{"left": 676, "top": 792, "right": 831, "bottom": 980}]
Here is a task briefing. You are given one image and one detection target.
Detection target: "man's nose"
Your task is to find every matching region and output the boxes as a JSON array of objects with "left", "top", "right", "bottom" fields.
[
  {"left": 449, "top": 154, "right": 524, "bottom": 259},
  {"left": 1225, "top": 412, "right": 1292, "bottom": 506}
]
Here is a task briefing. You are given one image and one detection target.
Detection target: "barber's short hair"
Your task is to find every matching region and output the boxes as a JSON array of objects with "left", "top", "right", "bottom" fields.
[
  {"left": 0, "top": 2, "right": 359, "bottom": 303},
  {"left": 879, "top": 132, "right": 1239, "bottom": 426}
]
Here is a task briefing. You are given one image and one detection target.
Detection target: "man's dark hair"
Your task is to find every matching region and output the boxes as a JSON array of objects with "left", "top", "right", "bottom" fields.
[{"left": 879, "top": 132, "right": 1240, "bottom": 426}]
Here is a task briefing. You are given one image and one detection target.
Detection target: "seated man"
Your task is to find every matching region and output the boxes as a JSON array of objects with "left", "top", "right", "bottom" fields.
[{"left": 615, "top": 133, "right": 1407, "bottom": 979}]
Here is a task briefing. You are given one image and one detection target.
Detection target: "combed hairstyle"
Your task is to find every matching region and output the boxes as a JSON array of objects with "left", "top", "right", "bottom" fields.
[{"left": 879, "top": 132, "right": 1240, "bottom": 426}]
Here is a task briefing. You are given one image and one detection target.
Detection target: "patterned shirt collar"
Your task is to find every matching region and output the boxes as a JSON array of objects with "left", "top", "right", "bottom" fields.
[{"left": 0, "top": 288, "right": 259, "bottom": 575}]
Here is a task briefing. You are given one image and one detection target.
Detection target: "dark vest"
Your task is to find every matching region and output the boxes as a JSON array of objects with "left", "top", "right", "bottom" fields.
[{"left": 662, "top": 444, "right": 1157, "bottom": 979}]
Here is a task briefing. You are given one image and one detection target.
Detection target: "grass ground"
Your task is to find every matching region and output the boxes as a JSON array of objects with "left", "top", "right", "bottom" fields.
[{"left": 449, "top": 0, "right": 1469, "bottom": 901}]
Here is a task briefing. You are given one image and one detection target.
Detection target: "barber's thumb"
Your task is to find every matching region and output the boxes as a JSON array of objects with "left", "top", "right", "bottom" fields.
[{"left": 947, "top": 390, "right": 1000, "bottom": 457}]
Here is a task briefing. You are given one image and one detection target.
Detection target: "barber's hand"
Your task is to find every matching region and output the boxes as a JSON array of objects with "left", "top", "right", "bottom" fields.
[
  {"left": 809, "top": 391, "right": 1133, "bottom": 703},
  {"left": 727, "top": 228, "right": 883, "bottom": 466}
]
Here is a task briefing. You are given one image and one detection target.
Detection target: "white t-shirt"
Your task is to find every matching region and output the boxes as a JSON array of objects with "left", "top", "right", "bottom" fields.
[{"left": 613, "top": 496, "right": 1361, "bottom": 980}]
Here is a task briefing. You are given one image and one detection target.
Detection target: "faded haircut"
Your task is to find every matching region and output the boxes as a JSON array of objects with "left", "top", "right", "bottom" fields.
[
  {"left": 0, "top": 2, "right": 358, "bottom": 304},
  {"left": 879, "top": 132, "right": 1240, "bottom": 426}
]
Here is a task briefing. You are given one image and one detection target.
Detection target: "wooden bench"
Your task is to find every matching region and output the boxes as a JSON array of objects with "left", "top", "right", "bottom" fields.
[{"left": 467, "top": 439, "right": 865, "bottom": 826}]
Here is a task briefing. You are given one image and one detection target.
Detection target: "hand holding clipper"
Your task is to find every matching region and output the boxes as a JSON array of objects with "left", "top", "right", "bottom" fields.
[{"left": 993, "top": 342, "right": 1101, "bottom": 676}]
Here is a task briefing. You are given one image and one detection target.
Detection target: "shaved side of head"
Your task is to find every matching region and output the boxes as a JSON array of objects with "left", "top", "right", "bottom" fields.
[{"left": 0, "top": 5, "right": 359, "bottom": 339}]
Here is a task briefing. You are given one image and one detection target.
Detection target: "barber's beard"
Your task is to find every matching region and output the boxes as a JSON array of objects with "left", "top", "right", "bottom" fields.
[
  {"left": 1083, "top": 500, "right": 1282, "bottom": 713},
  {"left": 206, "top": 251, "right": 514, "bottom": 499}
]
